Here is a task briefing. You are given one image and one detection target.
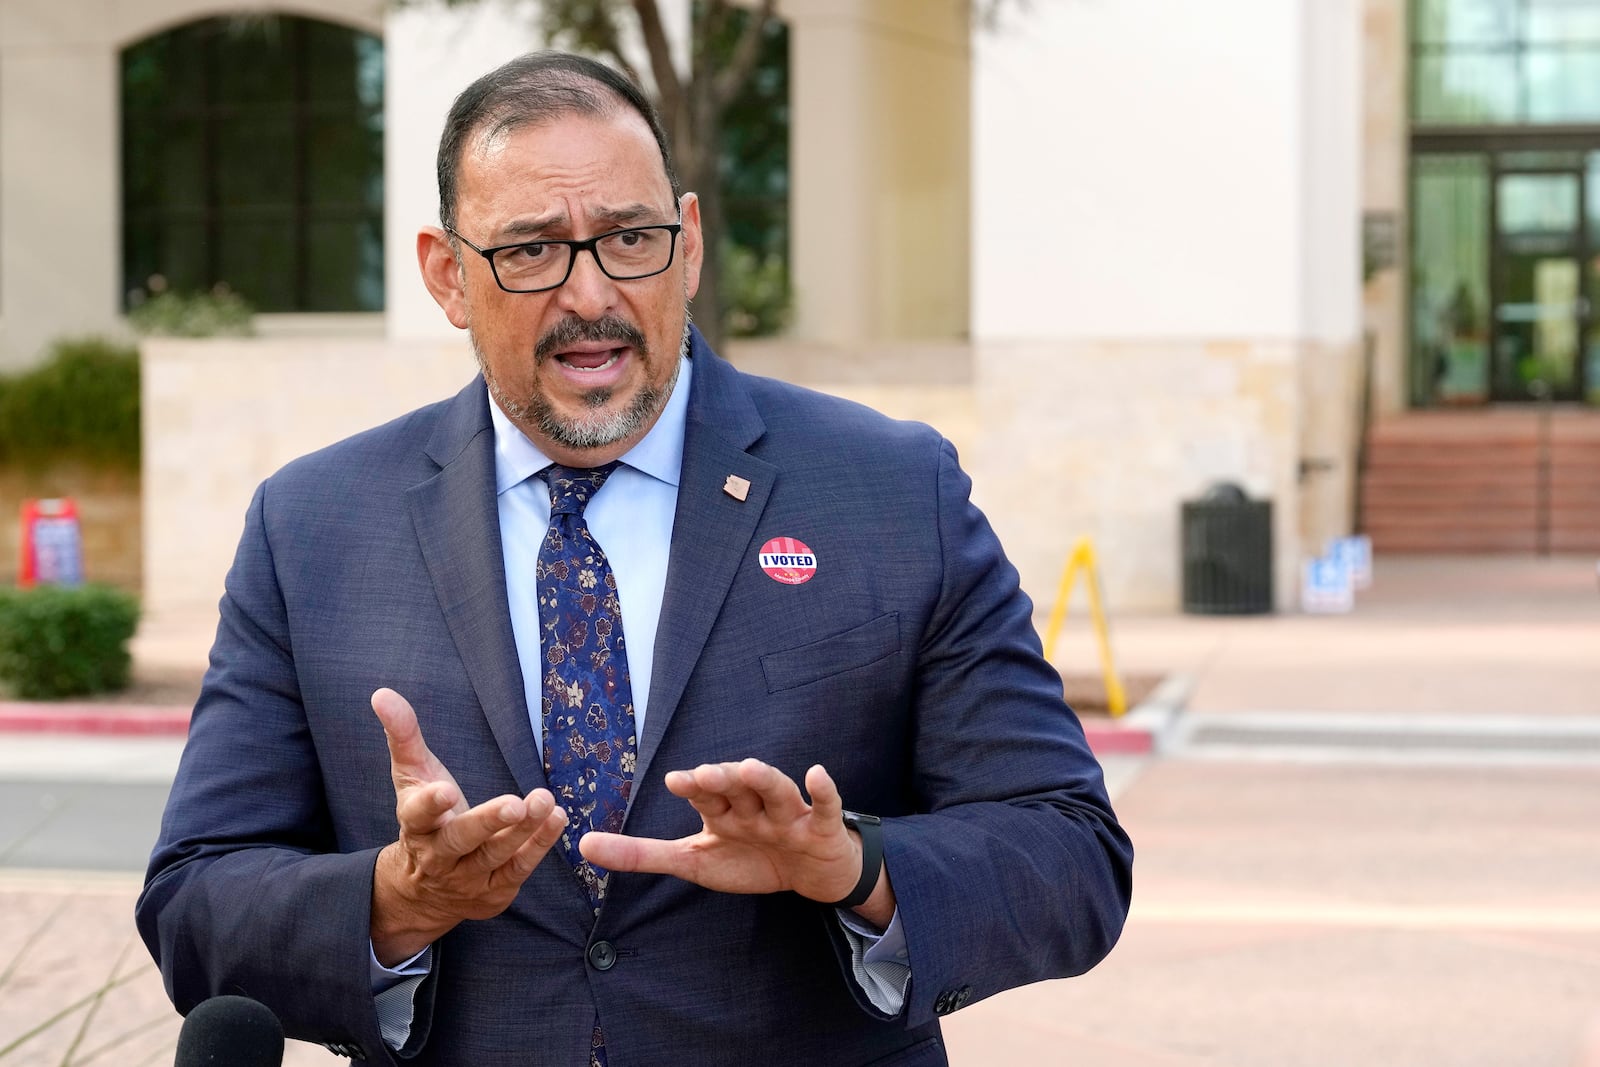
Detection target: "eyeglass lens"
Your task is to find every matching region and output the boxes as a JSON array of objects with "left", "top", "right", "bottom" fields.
[{"left": 492, "top": 227, "right": 676, "bottom": 290}]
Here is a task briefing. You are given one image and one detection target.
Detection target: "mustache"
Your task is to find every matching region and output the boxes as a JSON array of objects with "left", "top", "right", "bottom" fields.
[{"left": 535, "top": 316, "right": 648, "bottom": 363}]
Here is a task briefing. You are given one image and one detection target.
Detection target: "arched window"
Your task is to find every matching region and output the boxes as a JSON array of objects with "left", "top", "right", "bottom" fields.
[{"left": 122, "top": 14, "right": 384, "bottom": 313}]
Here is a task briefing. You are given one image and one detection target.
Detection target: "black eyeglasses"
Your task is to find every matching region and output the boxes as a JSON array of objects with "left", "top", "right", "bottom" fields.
[{"left": 445, "top": 222, "right": 683, "bottom": 294}]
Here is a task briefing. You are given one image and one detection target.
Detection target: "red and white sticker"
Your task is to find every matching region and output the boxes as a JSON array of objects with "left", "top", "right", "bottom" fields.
[{"left": 758, "top": 536, "right": 817, "bottom": 585}]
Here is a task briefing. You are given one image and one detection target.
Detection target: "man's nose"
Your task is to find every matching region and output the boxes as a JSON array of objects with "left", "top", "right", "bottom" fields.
[{"left": 555, "top": 246, "right": 617, "bottom": 319}]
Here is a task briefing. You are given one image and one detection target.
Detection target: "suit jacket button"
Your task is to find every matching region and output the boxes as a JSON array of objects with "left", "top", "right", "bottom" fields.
[
  {"left": 933, "top": 992, "right": 954, "bottom": 1015},
  {"left": 587, "top": 940, "right": 618, "bottom": 971},
  {"left": 954, "top": 986, "right": 972, "bottom": 1009}
]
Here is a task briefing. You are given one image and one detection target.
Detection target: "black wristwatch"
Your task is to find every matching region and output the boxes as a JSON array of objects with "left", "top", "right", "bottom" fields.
[{"left": 828, "top": 811, "right": 884, "bottom": 909}]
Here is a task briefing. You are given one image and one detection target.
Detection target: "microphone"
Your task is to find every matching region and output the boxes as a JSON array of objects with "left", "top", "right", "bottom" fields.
[{"left": 175, "top": 995, "right": 284, "bottom": 1066}]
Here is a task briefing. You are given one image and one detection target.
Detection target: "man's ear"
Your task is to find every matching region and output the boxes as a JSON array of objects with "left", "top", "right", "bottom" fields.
[
  {"left": 417, "top": 226, "right": 470, "bottom": 329},
  {"left": 678, "top": 193, "right": 704, "bottom": 302}
]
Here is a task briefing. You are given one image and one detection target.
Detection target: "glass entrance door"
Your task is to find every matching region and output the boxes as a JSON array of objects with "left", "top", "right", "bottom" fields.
[{"left": 1492, "top": 170, "right": 1587, "bottom": 400}]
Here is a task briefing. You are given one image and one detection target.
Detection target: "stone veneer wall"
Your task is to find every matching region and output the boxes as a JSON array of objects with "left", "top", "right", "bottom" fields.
[
  {"left": 145, "top": 336, "right": 1318, "bottom": 619},
  {"left": 1298, "top": 338, "right": 1365, "bottom": 561},
  {"left": 142, "top": 339, "right": 480, "bottom": 618},
  {"left": 970, "top": 339, "right": 1303, "bottom": 613},
  {"left": 140, "top": 338, "right": 980, "bottom": 619}
]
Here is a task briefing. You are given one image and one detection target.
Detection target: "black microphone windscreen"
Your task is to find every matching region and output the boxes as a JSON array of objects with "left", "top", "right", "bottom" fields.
[{"left": 175, "top": 995, "right": 285, "bottom": 1066}]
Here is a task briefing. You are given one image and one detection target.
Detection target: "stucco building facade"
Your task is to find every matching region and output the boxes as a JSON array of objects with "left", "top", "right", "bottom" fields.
[{"left": 2, "top": 0, "right": 1449, "bottom": 618}]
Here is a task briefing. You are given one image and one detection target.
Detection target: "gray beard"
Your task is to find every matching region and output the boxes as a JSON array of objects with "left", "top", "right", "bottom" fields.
[{"left": 477, "top": 321, "right": 690, "bottom": 452}]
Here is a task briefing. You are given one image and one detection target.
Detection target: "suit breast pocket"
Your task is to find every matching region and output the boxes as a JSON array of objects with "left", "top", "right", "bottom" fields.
[{"left": 759, "top": 612, "right": 901, "bottom": 694}]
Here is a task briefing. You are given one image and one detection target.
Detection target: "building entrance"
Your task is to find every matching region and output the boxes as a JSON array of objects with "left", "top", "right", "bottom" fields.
[
  {"left": 1491, "top": 163, "right": 1586, "bottom": 401},
  {"left": 1412, "top": 141, "right": 1600, "bottom": 405}
]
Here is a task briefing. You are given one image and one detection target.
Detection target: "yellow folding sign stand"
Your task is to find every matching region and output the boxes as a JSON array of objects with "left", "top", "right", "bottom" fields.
[{"left": 1041, "top": 536, "right": 1128, "bottom": 718}]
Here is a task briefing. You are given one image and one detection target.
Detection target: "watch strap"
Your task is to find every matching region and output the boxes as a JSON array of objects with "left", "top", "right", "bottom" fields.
[{"left": 828, "top": 811, "right": 883, "bottom": 909}]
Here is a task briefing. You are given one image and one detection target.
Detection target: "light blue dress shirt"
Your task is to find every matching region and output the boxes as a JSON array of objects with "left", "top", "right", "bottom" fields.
[
  {"left": 492, "top": 356, "right": 692, "bottom": 750},
  {"left": 372, "top": 357, "right": 909, "bottom": 1047}
]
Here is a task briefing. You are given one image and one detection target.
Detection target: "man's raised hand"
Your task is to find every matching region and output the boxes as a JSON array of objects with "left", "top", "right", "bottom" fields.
[
  {"left": 580, "top": 760, "right": 895, "bottom": 926},
  {"left": 368, "top": 687, "right": 567, "bottom": 965}
]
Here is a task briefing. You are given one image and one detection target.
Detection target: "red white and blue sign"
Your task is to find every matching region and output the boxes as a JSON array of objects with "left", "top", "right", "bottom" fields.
[{"left": 758, "top": 536, "right": 817, "bottom": 585}]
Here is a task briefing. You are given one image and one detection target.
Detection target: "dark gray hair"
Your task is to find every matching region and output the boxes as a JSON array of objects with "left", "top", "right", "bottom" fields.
[{"left": 437, "top": 51, "right": 679, "bottom": 232}]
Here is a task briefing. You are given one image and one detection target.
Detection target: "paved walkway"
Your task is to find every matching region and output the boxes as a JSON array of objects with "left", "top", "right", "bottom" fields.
[{"left": 1, "top": 554, "right": 1595, "bottom": 1064}]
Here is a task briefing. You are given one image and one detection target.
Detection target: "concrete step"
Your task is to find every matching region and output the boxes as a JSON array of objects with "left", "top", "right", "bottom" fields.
[{"left": 1360, "top": 410, "right": 1600, "bottom": 553}]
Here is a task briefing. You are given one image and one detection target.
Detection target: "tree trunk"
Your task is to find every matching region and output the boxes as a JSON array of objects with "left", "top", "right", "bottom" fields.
[
  {"left": 679, "top": 6, "right": 726, "bottom": 353},
  {"left": 682, "top": 96, "right": 726, "bottom": 352}
]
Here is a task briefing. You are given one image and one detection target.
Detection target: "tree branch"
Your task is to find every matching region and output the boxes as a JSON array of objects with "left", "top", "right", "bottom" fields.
[
  {"left": 711, "top": 0, "right": 777, "bottom": 114},
  {"left": 633, "top": 0, "right": 685, "bottom": 124},
  {"left": 539, "top": 0, "right": 641, "bottom": 84}
]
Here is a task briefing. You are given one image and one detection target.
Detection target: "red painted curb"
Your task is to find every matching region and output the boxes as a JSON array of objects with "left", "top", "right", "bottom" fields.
[
  {"left": 0, "top": 706, "right": 1155, "bottom": 753},
  {"left": 1083, "top": 725, "right": 1155, "bottom": 756},
  {"left": 0, "top": 702, "right": 191, "bottom": 737}
]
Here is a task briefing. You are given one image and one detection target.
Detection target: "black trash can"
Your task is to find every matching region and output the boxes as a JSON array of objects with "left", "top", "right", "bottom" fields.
[{"left": 1181, "top": 483, "right": 1273, "bottom": 614}]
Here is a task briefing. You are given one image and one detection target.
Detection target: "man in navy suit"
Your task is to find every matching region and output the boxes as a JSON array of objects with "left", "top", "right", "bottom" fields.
[{"left": 137, "top": 52, "right": 1132, "bottom": 1066}]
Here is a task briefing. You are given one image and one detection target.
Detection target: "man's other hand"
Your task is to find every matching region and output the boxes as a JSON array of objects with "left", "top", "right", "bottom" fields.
[
  {"left": 368, "top": 687, "right": 567, "bottom": 966},
  {"left": 580, "top": 760, "right": 895, "bottom": 927}
]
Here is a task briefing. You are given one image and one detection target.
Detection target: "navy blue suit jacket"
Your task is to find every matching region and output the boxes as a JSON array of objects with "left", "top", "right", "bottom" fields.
[{"left": 137, "top": 332, "right": 1132, "bottom": 1066}]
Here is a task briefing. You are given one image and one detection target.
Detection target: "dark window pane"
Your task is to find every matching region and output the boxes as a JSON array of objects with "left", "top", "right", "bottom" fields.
[
  {"left": 306, "top": 117, "right": 381, "bottom": 207},
  {"left": 212, "top": 21, "right": 294, "bottom": 106},
  {"left": 123, "top": 221, "right": 163, "bottom": 304},
  {"left": 121, "top": 14, "right": 384, "bottom": 313},
  {"left": 160, "top": 220, "right": 211, "bottom": 295},
  {"left": 217, "top": 214, "right": 296, "bottom": 310},
  {"left": 304, "top": 217, "right": 383, "bottom": 311},
  {"left": 216, "top": 116, "right": 294, "bottom": 206},
  {"left": 306, "top": 22, "right": 364, "bottom": 105},
  {"left": 156, "top": 118, "right": 207, "bottom": 210}
]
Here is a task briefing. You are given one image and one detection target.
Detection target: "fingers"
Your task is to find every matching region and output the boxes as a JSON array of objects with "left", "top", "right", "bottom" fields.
[
  {"left": 496, "top": 807, "right": 568, "bottom": 884},
  {"left": 580, "top": 830, "right": 691, "bottom": 878},
  {"left": 473, "top": 791, "right": 562, "bottom": 872},
  {"left": 395, "top": 781, "right": 462, "bottom": 836},
  {"left": 433, "top": 794, "right": 529, "bottom": 858},
  {"left": 664, "top": 759, "right": 810, "bottom": 824}
]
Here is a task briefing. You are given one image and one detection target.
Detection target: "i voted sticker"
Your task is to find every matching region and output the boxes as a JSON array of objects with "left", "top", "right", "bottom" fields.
[{"left": 758, "top": 537, "right": 817, "bottom": 585}]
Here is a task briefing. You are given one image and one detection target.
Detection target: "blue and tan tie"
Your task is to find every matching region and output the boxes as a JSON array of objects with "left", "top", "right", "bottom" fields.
[{"left": 536, "top": 463, "right": 638, "bottom": 1067}]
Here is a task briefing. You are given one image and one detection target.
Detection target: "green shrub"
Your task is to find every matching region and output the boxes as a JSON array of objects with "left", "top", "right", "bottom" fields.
[
  {"left": 127, "top": 280, "right": 255, "bottom": 338},
  {"left": 723, "top": 243, "right": 791, "bottom": 338},
  {"left": 0, "top": 584, "right": 141, "bottom": 699},
  {"left": 0, "top": 338, "right": 141, "bottom": 471}
]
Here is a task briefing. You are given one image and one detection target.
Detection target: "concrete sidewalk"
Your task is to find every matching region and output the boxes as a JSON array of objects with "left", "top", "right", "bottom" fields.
[{"left": 1078, "top": 553, "right": 1600, "bottom": 718}]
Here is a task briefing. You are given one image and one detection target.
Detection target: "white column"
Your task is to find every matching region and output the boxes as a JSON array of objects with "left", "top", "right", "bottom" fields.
[
  {"left": 0, "top": 0, "right": 122, "bottom": 370},
  {"left": 786, "top": 0, "right": 968, "bottom": 344}
]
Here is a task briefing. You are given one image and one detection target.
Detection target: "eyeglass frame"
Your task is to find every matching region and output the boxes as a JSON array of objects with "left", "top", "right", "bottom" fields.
[{"left": 443, "top": 220, "right": 685, "bottom": 294}]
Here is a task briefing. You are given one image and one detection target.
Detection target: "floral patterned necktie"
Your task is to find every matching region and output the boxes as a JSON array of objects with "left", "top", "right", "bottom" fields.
[
  {"left": 537, "top": 462, "right": 639, "bottom": 908},
  {"left": 538, "top": 464, "right": 637, "bottom": 1067}
]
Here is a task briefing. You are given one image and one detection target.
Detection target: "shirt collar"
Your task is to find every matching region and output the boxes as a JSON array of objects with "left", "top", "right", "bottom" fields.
[{"left": 489, "top": 354, "right": 692, "bottom": 495}]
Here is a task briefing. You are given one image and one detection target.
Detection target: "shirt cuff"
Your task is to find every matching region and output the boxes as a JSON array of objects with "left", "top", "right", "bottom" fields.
[
  {"left": 371, "top": 943, "right": 432, "bottom": 1050},
  {"left": 835, "top": 908, "right": 912, "bottom": 1016}
]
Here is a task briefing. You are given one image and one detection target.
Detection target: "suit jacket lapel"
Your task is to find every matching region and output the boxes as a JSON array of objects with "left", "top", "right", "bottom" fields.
[
  {"left": 635, "top": 336, "right": 775, "bottom": 792},
  {"left": 407, "top": 378, "right": 548, "bottom": 799}
]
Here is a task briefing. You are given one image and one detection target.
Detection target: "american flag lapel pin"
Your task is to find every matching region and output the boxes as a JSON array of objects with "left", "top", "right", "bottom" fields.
[{"left": 723, "top": 475, "right": 751, "bottom": 502}]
